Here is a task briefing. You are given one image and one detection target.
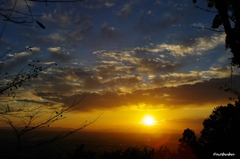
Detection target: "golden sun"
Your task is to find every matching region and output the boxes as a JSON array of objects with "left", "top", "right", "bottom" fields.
[{"left": 142, "top": 115, "right": 156, "bottom": 126}]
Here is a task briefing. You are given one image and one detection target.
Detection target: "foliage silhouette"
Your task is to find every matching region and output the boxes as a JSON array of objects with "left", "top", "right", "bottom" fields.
[{"left": 193, "top": 0, "right": 240, "bottom": 67}]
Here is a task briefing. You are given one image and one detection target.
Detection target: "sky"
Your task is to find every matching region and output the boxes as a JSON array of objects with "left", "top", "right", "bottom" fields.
[{"left": 0, "top": 0, "right": 240, "bottom": 134}]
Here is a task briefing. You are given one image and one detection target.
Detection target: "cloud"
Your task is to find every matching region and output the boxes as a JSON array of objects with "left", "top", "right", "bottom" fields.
[
  {"left": 29, "top": 47, "right": 40, "bottom": 52},
  {"left": 48, "top": 47, "right": 72, "bottom": 62},
  {"left": 202, "top": 66, "right": 239, "bottom": 79},
  {"left": 105, "top": 2, "right": 115, "bottom": 7},
  {"left": 194, "top": 34, "right": 225, "bottom": 53},
  {"left": 25, "top": 57, "right": 240, "bottom": 112},
  {"left": 48, "top": 47, "right": 61, "bottom": 52},
  {"left": 15, "top": 51, "right": 31, "bottom": 57},
  {"left": 40, "top": 29, "right": 86, "bottom": 47},
  {"left": 134, "top": 8, "right": 182, "bottom": 36},
  {"left": 16, "top": 99, "right": 56, "bottom": 107},
  {"left": 1, "top": 50, "right": 34, "bottom": 72},
  {"left": 117, "top": 0, "right": 140, "bottom": 17},
  {"left": 31, "top": 66, "right": 96, "bottom": 99},
  {"left": 155, "top": 44, "right": 194, "bottom": 57},
  {"left": 48, "top": 33, "right": 65, "bottom": 42},
  {"left": 42, "top": 8, "right": 92, "bottom": 28},
  {"left": 39, "top": 9, "right": 92, "bottom": 47},
  {"left": 118, "top": 4, "right": 131, "bottom": 16},
  {"left": 50, "top": 76, "right": 239, "bottom": 112},
  {"left": 93, "top": 47, "right": 185, "bottom": 75},
  {"left": 101, "top": 23, "right": 118, "bottom": 39},
  {"left": 2, "top": 0, "right": 237, "bottom": 115},
  {"left": 80, "top": 0, "right": 114, "bottom": 9},
  {"left": 136, "top": 58, "right": 184, "bottom": 73}
]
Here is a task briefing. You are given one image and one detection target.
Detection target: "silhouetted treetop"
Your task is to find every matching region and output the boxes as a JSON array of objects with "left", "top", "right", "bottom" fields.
[{"left": 178, "top": 128, "right": 198, "bottom": 159}]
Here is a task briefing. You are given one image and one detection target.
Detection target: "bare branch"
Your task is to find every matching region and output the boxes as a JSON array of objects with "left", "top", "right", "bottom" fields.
[
  {"left": 194, "top": 5, "right": 236, "bottom": 25},
  {"left": 191, "top": 25, "right": 224, "bottom": 33},
  {"left": 194, "top": 5, "right": 218, "bottom": 14},
  {"left": 0, "top": 9, "right": 42, "bottom": 17},
  {"left": 20, "top": 114, "right": 102, "bottom": 149}
]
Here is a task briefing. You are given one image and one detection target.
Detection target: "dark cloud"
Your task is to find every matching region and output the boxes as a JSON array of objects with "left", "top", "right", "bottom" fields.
[
  {"left": 50, "top": 76, "right": 240, "bottom": 112},
  {"left": 48, "top": 47, "right": 72, "bottom": 62},
  {"left": 63, "top": 24, "right": 92, "bottom": 47},
  {"left": 101, "top": 23, "right": 119, "bottom": 39},
  {"left": 2, "top": 0, "right": 237, "bottom": 118},
  {"left": 81, "top": 76, "right": 102, "bottom": 90},
  {"left": 38, "top": 23, "right": 92, "bottom": 47},
  {"left": 150, "top": 72, "right": 203, "bottom": 87},
  {"left": 118, "top": 4, "right": 131, "bottom": 16},
  {"left": 1, "top": 51, "right": 34, "bottom": 72},
  {"left": 117, "top": 0, "right": 139, "bottom": 17},
  {"left": 30, "top": 9, "right": 93, "bottom": 48},
  {"left": 42, "top": 9, "right": 92, "bottom": 28},
  {"left": 137, "top": 58, "right": 184, "bottom": 73},
  {"left": 16, "top": 99, "right": 56, "bottom": 107},
  {"left": 80, "top": 0, "right": 117, "bottom": 9},
  {"left": 0, "top": 38, "right": 9, "bottom": 46},
  {"left": 93, "top": 65, "right": 126, "bottom": 79},
  {"left": 103, "top": 76, "right": 140, "bottom": 89},
  {"left": 27, "top": 66, "right": 105, "bottom": 104}
]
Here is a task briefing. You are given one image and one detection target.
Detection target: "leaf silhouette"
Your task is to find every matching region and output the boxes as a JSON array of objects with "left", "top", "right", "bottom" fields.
[
  {"left": 211, "top": 14, "right": 222, "bottom": 29},
  {"left": 36, "top": 21, "right": 46, "bottom": 29}
]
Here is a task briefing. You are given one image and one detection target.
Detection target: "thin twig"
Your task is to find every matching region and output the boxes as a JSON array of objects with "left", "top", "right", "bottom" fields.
[{"left": 191, "top": 26, "right": 224, "bottom": 33}]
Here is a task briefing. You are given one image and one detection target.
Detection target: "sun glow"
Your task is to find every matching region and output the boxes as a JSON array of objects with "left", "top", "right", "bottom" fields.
[{"left": 141, "top": 115, "right": 157, "bottom": 126}]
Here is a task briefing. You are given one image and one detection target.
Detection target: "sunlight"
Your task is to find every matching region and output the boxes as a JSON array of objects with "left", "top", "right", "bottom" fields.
[{"left": 141, "top": 115, "right": 157, "bottom": 126}]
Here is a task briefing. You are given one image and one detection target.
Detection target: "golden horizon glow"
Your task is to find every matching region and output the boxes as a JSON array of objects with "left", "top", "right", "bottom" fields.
[{"left": 141, "top": 115, "right": 157, "bottom": 126}]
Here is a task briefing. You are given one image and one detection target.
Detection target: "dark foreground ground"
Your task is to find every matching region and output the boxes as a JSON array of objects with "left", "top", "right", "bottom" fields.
[{"left": 0, "top": 128, "right": 181, "bottom": 159}]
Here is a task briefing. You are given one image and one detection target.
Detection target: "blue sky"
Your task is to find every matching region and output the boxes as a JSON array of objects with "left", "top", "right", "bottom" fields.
[{"left": 1, "top": 0, "right": 239, "bottom": 131}]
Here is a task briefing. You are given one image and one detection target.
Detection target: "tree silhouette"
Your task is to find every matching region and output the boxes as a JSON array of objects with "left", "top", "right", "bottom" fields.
[
  {"left": 0, "top": 91, "right": 101, "bottom": 158},
  {"left": 0, "top": 51, "right": 100, "bottom": 156},
  {"left": 193, "top": 0, "right": 240, "bottom": 67},
  {"left": 198, "top": 101, "right": 240, "bottom": 158},
  {"left": 0, "top": 0, "right": 103, "bottom": 158}
]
